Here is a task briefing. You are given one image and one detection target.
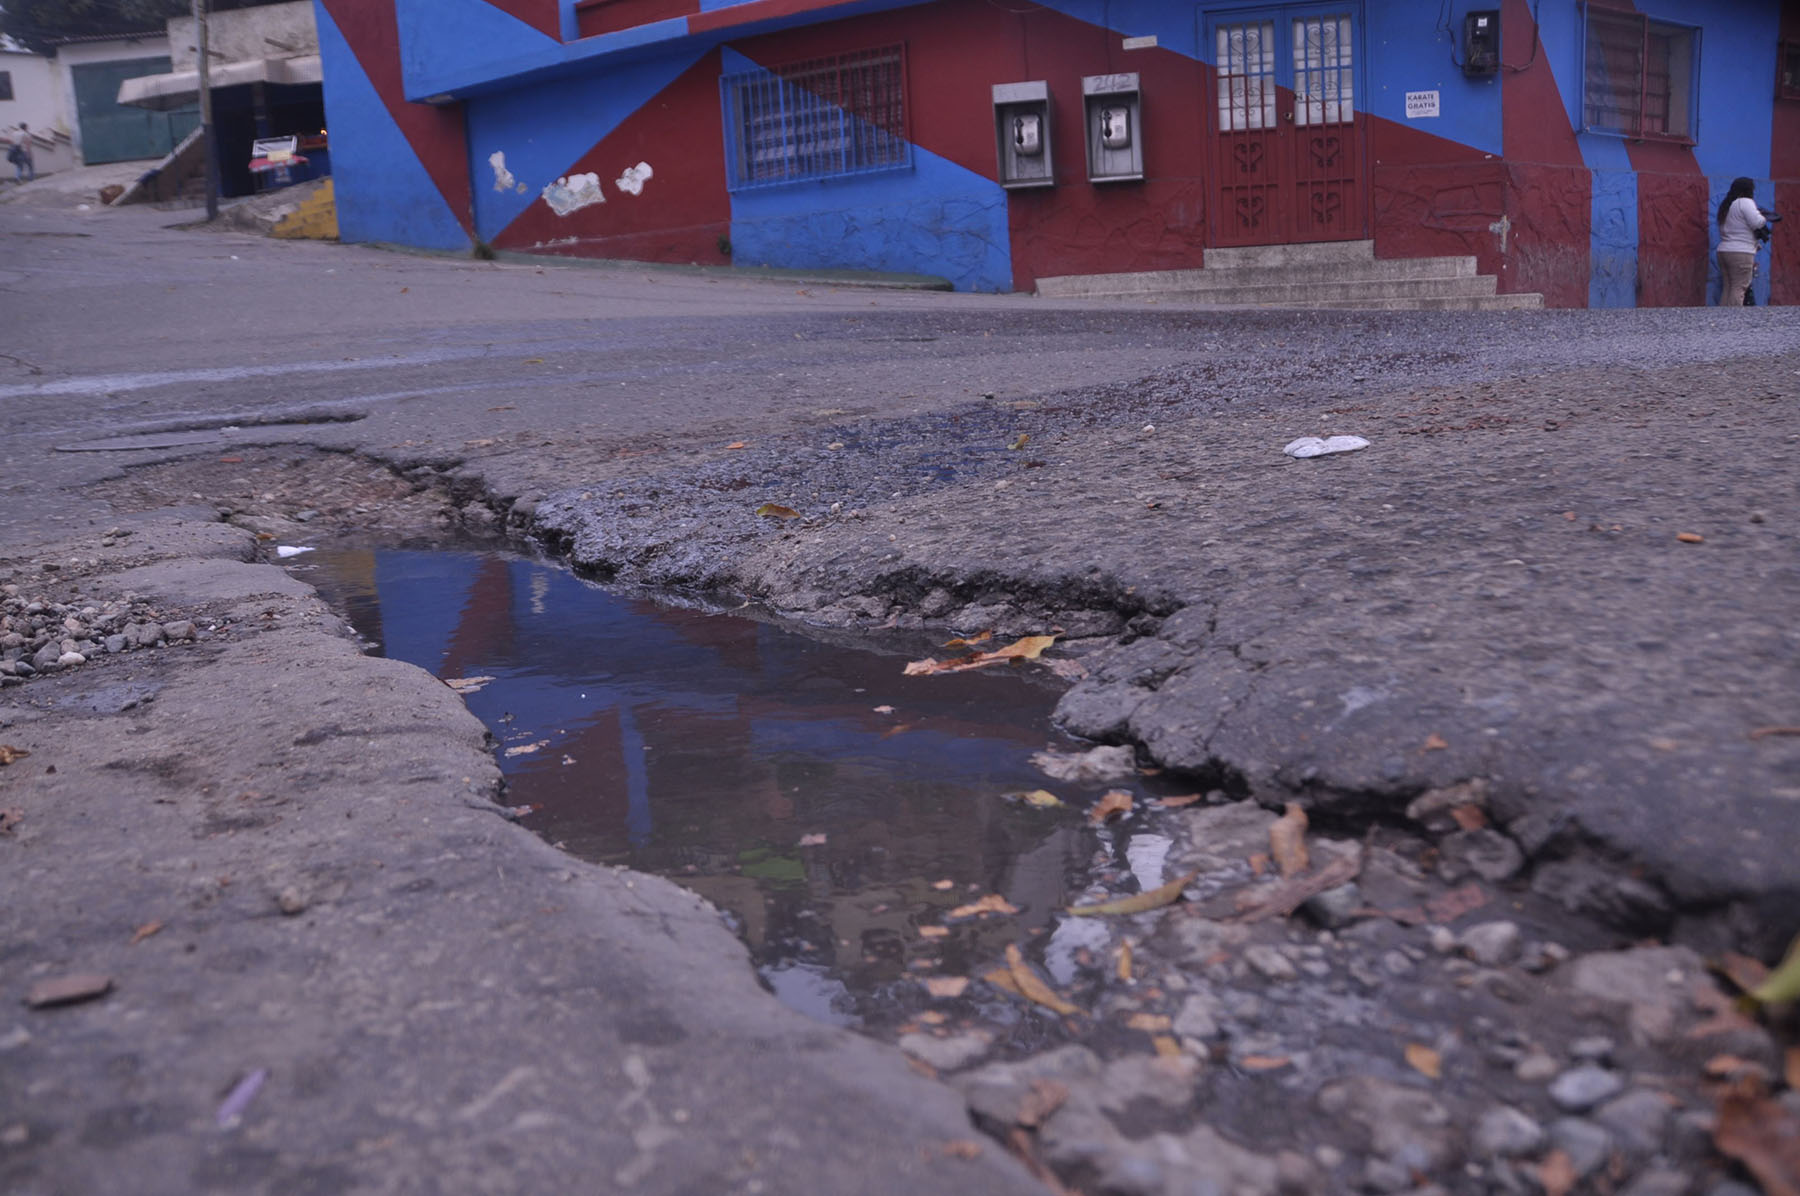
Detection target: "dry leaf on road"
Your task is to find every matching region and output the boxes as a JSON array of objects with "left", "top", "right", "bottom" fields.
[
  {"left": 923, "top": 976, "right": 969, "bottom": 999},
  {"left": 1090, "top": 790, "right": 1133, "bottom": 825},
  {"left": 1068, "top": 869, "right": 1199, "bottom": 917},
  {"left": 444, "top": 676, "right": 495, "bottom": 695},
  {"left": 1269, "top": 803, "right": 1309, "bottom": 878},
  {"left": 1237, "top": 1055, "right": 1291, "bottom": 1072},
  {"left": 1126, "top": 1013, "right": 1172, "bottom": 1032},
  {"left": 129, "top": 920, "right": 164, "bottom": 945},
  {"left": 1536, "top": 1150, "right": 1576, "bottom": 1196},
  {"left": 0, "top": 745, "right": 30, "bottom": 766},
  {"left": 1405, "top": 1043, "right": 1442, "bottom": 1080},
  {"left": 1009, "top": 789, "right": 1065, "bottom": 808},
  {"left": 1158, "top": 793, "right": 1203, "bottom": 808},
  {"left": 1714, "top": 1076, "right": 1800, "bottom": 1196},
  {"left": 905, "top": 634, "right": 1060, "bottom": 676},
  {"left": 754, "top": 503, "right": 801, "bottom": 519},
  {"left": 943, "top": 631, "right": 993, "bottom": 649},
  {"left": 1231, "top": 849, "right": 1363, "bottom": 923},
  {"left": 1116, "top": 940, "right": 1134, "bottom": 982},
  {"left": 1005, "top": 944, "right": 1080, "bottom": 1016},
  {"left": 948, "top": 894, "right": 1019, "bottom": 920}
]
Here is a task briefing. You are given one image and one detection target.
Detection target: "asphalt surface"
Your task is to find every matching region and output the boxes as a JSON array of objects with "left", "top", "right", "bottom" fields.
[{"left": 3, "top": 180, "right": 1799, "bottom": 1194}]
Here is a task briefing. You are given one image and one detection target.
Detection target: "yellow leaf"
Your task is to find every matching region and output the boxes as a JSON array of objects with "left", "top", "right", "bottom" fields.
[
  {"left": 904, "top": 634, "right": 1059, "bottom": 676},
  {"left": 725, "top": 441, "right": 748, "bottom": 450},
  {"left": 1152, "top": 1036, "right": 1184, "bottom": 1059},
  {"left": 523, "top": 357, "right": 545, "bottom": 364},
  {"left": 918, "top": 926, "right": 949, "bottom": 939},
  {"left": 1405, "top": 1043, "right": 1442, "bottom": 1080},
  {"left": 987, "top": 634, "right": 1058, "bottom": 662},
  {"left": 1126, "top": 1013, "right": 1171, "bottom": 1032},
  {"left": 943, "top": 631, "right": 993, "bottom": 649},
  {"left": 1068, "top": 870, "right": 1199, "bottom": 917},
  {"left": 445, "top": 676, "right": 496, "bottom": 695},
  {"left": 1089, "top": 790, "right": 1134, "bottom": 825},
  {"left": 1005, "top": 944, "right": 1080, "bottom": 1016},
  {"left": 1158, "top": 793, "right": 1203, "bottom": 808},
  {"left": 1750, "top": 932, "right": 1800, "bottom": 1006},
  {"left": 1677, "top": 532, "right": 1705, "bottom": 543},
  {"left": 1011, "top": 789, "right": 1064, "bottom": 808},
  {"left": 1116, "top": 941, "right": 1134, "bottom": 983},
  {"left": 982, "top": 967, "right": 1023, "bottom": 997},
  {"left": 924, "top": 976, "right": 969, "bottom": 999},
  {"left": 129, "top": 920, "right": 164, "bottom": 945},
  {"left": 1008, "top": 433, "right": 1030, "bottom": 450},
  {"left": 1238, "top": 1055, "right": 1291, "bottom": 1072},
  {"left": 1269, "top": 802, "right": 1310, "bottom": 879},
  {"left": 948, "top": 894, "right": 1020, "bottom": 920},
  {"left": 755, "top": 503, "right": 800, "bottom": 519}
]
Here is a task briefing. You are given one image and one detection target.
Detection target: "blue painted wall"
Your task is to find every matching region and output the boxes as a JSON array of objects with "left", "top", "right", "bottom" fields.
[
  {"left": 395, "top": 0, "right": 560, "bottom": 100},
  {"left": 719, "top": 49, "right": 1010, "bottom": 290},
  {"left": 316, "top": 4, "right": 470, "bottom": 250}
]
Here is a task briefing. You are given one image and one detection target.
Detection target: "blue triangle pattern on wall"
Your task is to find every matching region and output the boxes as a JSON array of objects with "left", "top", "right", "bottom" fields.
[
  {"left": 394, "top": 0, "right": 560, "bottom": 95},
  {"left": 318, "top": 5, "right": 470, "bottom": 250}
]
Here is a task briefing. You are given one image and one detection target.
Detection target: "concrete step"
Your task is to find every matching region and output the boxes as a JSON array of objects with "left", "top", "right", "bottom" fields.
[
  {"left": 1094, "top": 275, "right": 1500, "bottom": 307},
  {"left": 1293, "top": 291, "right": 1545, "bottom": 311},
  {"left": 1036, "top": 254, "right": 1477, "bottom": 298},
  {"left": 1205, "top": 239, "right": 1375, "bottom": 269}
]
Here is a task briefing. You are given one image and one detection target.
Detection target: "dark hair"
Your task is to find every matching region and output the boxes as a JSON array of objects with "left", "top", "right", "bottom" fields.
[{"left": 1718, "top": 177, "right": 1756, "bottom": 227}]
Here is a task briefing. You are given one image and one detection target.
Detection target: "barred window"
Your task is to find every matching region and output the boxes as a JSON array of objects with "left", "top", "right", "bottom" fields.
[
  {"left": 1581, "top": 4, "right": 1699, "bottom": 142},
  {"left": 721, "top": 46, "right": 910, "bottom": 189}
]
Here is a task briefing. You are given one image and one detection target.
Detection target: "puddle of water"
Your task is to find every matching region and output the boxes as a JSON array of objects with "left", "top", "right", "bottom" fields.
[{"left": 306, "top": 547, "right": 1117, "bottom": 1027}]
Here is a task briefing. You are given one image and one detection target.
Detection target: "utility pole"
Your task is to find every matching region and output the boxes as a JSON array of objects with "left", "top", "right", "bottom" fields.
[{"left": 193, "top": 0, "right": 219, "bottom": 221}]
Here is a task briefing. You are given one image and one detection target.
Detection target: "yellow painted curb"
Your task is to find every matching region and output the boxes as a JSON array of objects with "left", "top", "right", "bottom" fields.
[{"left": 271, "top": 178, "right": 339, "bottom": 240}]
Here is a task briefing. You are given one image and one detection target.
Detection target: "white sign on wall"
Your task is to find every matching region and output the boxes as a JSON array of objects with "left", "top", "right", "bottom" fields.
[{"left": 1405, "top": 90, "right": 1441, "bottom": 119}]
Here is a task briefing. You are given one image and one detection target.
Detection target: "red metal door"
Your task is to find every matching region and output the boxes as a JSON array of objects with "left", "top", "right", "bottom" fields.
[{"left": 1207, "top": 5, "right": 1366, "bottom": 247}]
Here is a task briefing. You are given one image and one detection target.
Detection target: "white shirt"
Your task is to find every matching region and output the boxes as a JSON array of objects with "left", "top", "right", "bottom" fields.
[{"left": 1718, "top": 196, "right": 1768, "bottom": 255}]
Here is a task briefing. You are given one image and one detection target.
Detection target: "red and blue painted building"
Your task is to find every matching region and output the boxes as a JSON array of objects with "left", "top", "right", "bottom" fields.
[{"left": 315, "top": 0, "right": 1798, "bottom": 305}]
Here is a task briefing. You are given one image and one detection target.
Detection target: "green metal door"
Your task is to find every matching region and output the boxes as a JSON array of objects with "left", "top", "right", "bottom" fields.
[{"left": 71, "top": 57, "right": 200, "bottom": 164}]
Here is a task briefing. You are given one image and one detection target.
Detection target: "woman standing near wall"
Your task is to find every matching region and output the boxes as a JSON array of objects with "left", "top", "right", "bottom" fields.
[{"left": 1716, "top": 177, "right": 1768, "bottom": 306}]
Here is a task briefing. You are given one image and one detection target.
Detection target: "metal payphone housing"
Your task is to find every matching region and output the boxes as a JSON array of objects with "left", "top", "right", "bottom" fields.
[
  {"left": 993, "top": 81, "right": 1054, "bottom": 189},
  {"left": 1082, "top": 73, "right": 1142, "bottom": 183}
]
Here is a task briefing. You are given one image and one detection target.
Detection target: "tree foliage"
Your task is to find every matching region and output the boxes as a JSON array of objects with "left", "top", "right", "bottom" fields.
[{"left": 2, "top": 0, "right": 288, "bottom": 54}]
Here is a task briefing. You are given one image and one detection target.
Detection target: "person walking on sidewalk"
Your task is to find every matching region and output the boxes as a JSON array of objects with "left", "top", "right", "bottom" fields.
[
  {"left": 6, "top": 123, "right": 35, "bottom": 183},
  {"left": 1716, "top": 176, "right": 1768, "bottom": 306}
]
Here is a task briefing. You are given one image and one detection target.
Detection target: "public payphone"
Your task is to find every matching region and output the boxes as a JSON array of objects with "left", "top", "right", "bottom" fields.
[
  {"left": 1082, "top": 73, "right": 1142, "bottom": 183},
  {"left": 993, "top": 81, "right": 1054, "bottom": 189}
]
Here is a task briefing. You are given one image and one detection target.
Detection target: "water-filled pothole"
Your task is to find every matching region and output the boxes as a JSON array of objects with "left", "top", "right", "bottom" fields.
[{"left": 304, "top": 547, "right": 1152, "bottom": 1029}]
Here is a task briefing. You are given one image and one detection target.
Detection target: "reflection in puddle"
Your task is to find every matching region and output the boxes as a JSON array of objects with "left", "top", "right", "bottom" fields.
[{"left": 306, "top": 548, "right": 1108, "bottom": 1027}]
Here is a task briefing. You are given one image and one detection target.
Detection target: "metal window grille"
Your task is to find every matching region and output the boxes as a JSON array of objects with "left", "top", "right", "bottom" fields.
[
  {"left": 1779, "top": 39, "right": 1800, "bottom": 100},
  {"left": 1292, "top": 14, "right": 1354, "bottom": 126},
  {"left": 721, "top": 46, "right": 910, "bottom": 189},
  {"left": 1581, "top": 4, "right": 1699, "bottom": 141},
  {"left": 1215, "top": 21, "right": 1277, "bottom": 132},
  {"left": 0, "top": 72, "right": 13, "bottom": 104}
]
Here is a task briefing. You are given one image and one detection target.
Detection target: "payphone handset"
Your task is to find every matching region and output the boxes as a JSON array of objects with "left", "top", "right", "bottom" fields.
[
  {"left": 1099, "top": 106, "right": 1131, "bottom": 149},
  {"left": 1012, "top": 112, "right": 1043, "bottom": 156}
]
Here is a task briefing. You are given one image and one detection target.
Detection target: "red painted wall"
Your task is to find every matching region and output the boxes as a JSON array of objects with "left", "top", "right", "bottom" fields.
[
  {"left": 320, "top": 0, "right": 474, "bottom": 235},
  {"left": 1630, "top": 142, "right": 1707, "bottom": 308},
  {"left": 1498, "top": 0, "right": 1589, "bottom": 306},
  {"left": 490, "top": 51, "right": 732, "bottom": 264},
  {"left": 483, "top": 0, "right": 565, "bottom": 39},
  {"left": 733, "top": 1, "right": 1213, "bottom": 291},
  {"left": 1368, "top": 119, "right": 1506, "bottom": 283},
  {"left": 1772, "top": 1, "right": 1800, "bottom": 305}
]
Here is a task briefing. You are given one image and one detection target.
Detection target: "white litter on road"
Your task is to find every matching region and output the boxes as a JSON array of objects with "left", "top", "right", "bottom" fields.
[
  {"left": 275, "top": 546, "right": 314, "bottom": 558},
  {"left": 1284, "top": 435, "right": 1370, "bottom": 459}
]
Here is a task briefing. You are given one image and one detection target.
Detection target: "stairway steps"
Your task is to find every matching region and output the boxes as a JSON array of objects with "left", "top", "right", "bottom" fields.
[{"left": 1034, "top": 239, "right": 1542, "bottom": 312}]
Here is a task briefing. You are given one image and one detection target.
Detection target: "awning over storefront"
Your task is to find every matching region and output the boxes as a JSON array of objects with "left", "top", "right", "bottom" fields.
[{"left": 116, "top": 54, "right": 322, "bottom": 110}]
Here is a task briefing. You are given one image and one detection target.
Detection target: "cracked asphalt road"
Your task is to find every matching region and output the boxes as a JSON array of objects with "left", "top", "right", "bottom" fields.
[{"left": 3, "top": 188, "right": 1798, "bottom": 1195}]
